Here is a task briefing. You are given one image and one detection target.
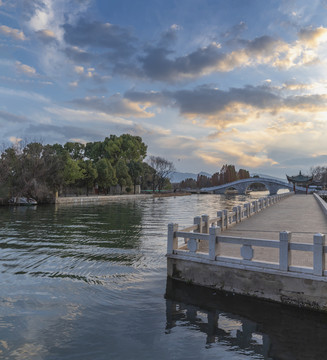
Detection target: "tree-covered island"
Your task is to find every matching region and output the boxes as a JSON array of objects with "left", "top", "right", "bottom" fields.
[{"left": 0, "top": 134, "right": 175, "bottom": 203}]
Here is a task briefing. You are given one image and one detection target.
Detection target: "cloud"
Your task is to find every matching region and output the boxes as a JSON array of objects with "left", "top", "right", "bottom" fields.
[
  {"left": 222, "top": 21, "right": 247, "bottom": 39},
  {"left": 0, "top": 87, "right": 50, "bottom": 103},
  {"left": 63, "top": 19, "right": 135, "bottom": 58},
  {"left": 69, "top": 94, "right": 154, "bottom": 118},
  {"left": 158, "top": 24, "right": 181, "bottom": 47},
  {"left": 0, "top": 110, "right": 28, "bottom": 123},
  {"left": 15, "top": 61, "right": 37, "bottom": 76},
  {"left": 44, "top": 106, "right": 134, "bottom": 126},
  {"left": 134, "top": 26, "right": 327, "bottom": 82},
  {"left": 0, "top": 25, "right": 26, "bottom": 40},
  {"left": 9, "top": 136, "right": 23, "bottom": 144},
  {"left": 125, "top": 84, "right": 327, "bottom": 128},
  {"left": 298, "top": 26, "right": 327, "bottom": 47},
  {"left": 35, "top": 29, "right": 57, "bottom": 43},
  {"left": 25, "top": 123, "right": 106, "bottom": 143},
  {"left": 74, "top": 65, "right": 84, "bottom": 74},
  {"left": 64, "top": 46, "right": 94, "bottom": 63},
  {"left": 138, "top": 36, "right": 287, "bottom": 82},
  {"left": 124, "top": 90, "right": 172, "bottom": 107}
]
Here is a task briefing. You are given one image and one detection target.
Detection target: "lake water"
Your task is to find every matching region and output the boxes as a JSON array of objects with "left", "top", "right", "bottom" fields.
[{"left": 1, "top": 193, "right": 327, "bottom": 359}]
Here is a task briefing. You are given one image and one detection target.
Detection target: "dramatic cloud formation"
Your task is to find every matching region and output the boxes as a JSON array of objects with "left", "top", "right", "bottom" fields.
[{"left": 1, "top": 0, "right": 327, "bottom": 177}]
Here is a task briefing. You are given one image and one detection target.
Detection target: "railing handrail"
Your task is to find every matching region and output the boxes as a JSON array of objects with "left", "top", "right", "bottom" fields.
[
  {"left": 178, "top": 192, "right": 293, "bottom": 233},
  {"left": 167, "top": 192, "right": 327, "bottom": 278}
]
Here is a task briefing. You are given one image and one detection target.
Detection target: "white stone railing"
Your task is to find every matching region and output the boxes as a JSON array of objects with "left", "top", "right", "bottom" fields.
[
  {"left": 168, "top": 192, "right": 293, "bottom": 245},
  {"left": 314, "top": 193, "right": 327, "bottom": 217},
  {"left": 166, "top": 192, "right": 327, "bottom": 277},
  {"left": 168, "top": 228, "right": 326, "bottom": 276}
]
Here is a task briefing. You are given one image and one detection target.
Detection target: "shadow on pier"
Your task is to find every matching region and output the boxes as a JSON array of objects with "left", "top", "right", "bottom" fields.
[{"left": 165, "top": 277, "right": 327, "bottom": 360}]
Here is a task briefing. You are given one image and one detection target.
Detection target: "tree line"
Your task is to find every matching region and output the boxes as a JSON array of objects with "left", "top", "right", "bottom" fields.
[
  {"left": 0, "top": 134, "right": 175, "bottom": 202},
  {"left": 179, "top": 164, "right": 250, "bottom": 189}
]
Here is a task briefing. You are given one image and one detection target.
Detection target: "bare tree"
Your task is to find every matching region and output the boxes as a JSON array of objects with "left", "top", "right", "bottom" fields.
[{"left": 148, "top": 156, "right": 175, "bottom": 192}]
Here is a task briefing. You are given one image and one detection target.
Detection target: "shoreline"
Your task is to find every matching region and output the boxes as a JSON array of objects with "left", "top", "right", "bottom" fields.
[{"left": 0, "top": 192, "right": 194, "bottom": 206}]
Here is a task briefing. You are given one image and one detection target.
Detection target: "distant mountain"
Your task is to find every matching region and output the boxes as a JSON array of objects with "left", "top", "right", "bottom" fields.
[{"left": 170, "top": 171, "right": 212, "bottom": 183}]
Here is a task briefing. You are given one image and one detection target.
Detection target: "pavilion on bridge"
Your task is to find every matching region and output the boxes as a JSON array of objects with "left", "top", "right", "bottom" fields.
[{"left": 286, "top": 171, "right": 313, "bottom": 194}]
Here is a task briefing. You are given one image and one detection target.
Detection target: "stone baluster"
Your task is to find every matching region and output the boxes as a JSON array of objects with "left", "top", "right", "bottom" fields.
[
  {"left": 313, "top": 233, "right": 325, "bottom": 276},
  {"left": 223, "top": 209, "right": 228, "bottom": 228},
  {"left": 279, "top": 231, "right": 291, "bottom": 271},
  {"left": 202, "top": 214, "right": 210, "bottom": 233},
  {"left": 246, "top": 203, "right": 251, "bottom": 218},
  {"left": 217, "top": 210, "right": 224, "bottom": 230},
  {"left": 167, "top": 223, "right": 179, "bottom": 254},
  {"left": 209, "top": 226, "right": 221, "bottom": 260},
  {"left": 238, "top": 205, "right": 242, "bottom": 222},
  {"left": 194, "top": 216, "right": 202, "bottom": 233}
]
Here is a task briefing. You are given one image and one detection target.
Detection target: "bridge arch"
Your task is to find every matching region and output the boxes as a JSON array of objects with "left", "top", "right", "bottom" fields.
[{"left": 201, "top": 177, "right": 296, "bottom": 195}]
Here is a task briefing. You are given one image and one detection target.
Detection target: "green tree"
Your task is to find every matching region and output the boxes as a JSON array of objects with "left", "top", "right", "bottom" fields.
[
  {"left": 115, "top": 158, "right": 132, "bottom": 191},
  {"left": 96, "top": 158, "right": 117, "bottom": 193},
  {"left": 42, "top": 144, "right": 65, "bottom": 194},
  {"left": 78, "top": 160, "right": 98, "bottom": 195},
  {"left": 62, "top": 153, "right": 84, "bottom": 187},
  {"left": 128, "top": 160, "right": 143, "bottom": 193},
  {"left": 64, "top": 142, "right": 85, "bottom": 160}
]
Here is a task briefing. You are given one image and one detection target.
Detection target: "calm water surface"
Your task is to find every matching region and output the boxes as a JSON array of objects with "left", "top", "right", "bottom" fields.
[{"left": 1, "top": 193, "right": 327, "bottom": 359}]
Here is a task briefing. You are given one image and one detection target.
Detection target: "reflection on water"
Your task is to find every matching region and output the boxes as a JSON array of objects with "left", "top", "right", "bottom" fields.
[
  {"left": 2, "top": 192, "right": 324, "bottom": 359},
  {"left": 166, "top": 278, "right": 327, "bottom": 360}
]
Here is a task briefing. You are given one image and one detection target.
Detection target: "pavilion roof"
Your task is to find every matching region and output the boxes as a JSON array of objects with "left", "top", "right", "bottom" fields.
[{"left": 286, "top": 171, "right": 313, "bottom": 184}]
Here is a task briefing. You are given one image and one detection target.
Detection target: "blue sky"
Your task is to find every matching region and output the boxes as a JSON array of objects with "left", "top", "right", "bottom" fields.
[{"left": 1, "top": 0, "right": 327, "bottom": 178}]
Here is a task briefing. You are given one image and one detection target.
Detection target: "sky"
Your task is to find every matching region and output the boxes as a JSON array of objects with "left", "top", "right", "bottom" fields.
[{"left": 1, "top": 0, "right": 327, "bottom": 179}]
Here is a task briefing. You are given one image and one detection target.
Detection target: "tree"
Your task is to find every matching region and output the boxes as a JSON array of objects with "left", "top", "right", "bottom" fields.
[
  {"left": 128, "top": 160, "right": 143, "bottom": 193},
  {"left": 85, "top": 134, "right": 147, "bottom": 166},
  {"left": 115, "top": 158, "right": 132, "bottom": 191},
  {"left": 64, "top": 142, "right": 85, "bottom": 160},
  {"left": 197, "top": 174, "right": 211, "bottom": 188},
  {"left": 78, "top": 160, "right": 98, "bottom": 196},
  {"left": 62, "top": 153, "right": 84, "bottom": 187},
  {"left": 96, "top": 158, "right": 117, "bottom": 193},
  {"left": 42, "top": 144, "right": 65, "bottom": 194},
  {"left": 179, "top": 178, "right": 197, "bottom": 189},
  {"left": 140, "top": 162, "right": 156, "bottom": 190},
  {"left": 311, "top": 166, "right": 327, "bottom": 187},
  {"left": 148, "top": 156, "right": 175, "bottom": 192},
  {"left": 238, "top": 168, "right": 250, "bottom": 180}
]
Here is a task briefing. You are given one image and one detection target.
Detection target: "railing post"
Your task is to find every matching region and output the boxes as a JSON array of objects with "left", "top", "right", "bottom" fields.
[
  {"left": 254, "top": 200, "right": 259, "bottom": 213},
  {"left": 260, "top": 198, "right": 264, "bottom": 209},
  {"left": 202, "top": 214, "right": 210, "bottom": 233},
  {"left": 217, "top": 210, "right": 224, "bottom": 230},
  {"left": 238, "top": 205, "right": 242, "bottom": 222},
  {"left": 209, "top": 226, "right": 221, "bottom": 260},
  {"left": 246, "top": 203, "right": 251, "bottom": 218},
  {"left": 167, "top": 223, "right": 179, "bottom": 254},
  {"left": 313, "top": 233, "right": 325, "bottom": 276},
  {"left": 223, "top": 209, "right": 228, "bottom": 229},
  {"left": 279, "top": 231, "right": 291, "bottom": 271},
  {"left": 194, "top": 216, "right": 202, "bottom": 233},
  {"left": 233, "top": 206, "right": 238, "bottom": 223}
]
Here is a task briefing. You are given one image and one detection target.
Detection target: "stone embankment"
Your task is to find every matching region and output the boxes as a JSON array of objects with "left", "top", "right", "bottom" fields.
[{"left": 55, "top": 194, "right": 152, "bottom": 205}]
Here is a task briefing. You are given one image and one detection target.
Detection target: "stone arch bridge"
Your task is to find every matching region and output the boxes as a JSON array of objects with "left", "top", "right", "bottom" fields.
[{"left": 200, "top": 177, "right": 302, "bottom": 195}]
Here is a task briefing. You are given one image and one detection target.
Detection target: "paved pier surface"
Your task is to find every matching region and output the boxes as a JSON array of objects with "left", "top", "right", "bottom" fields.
[{"left": 214, "top": 194, "right": 327, "bottom": 267}]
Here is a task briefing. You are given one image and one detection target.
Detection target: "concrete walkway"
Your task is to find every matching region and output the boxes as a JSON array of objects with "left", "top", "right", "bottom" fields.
[{"left": 216, "top": 195, "right": 327, "bottom": 267}]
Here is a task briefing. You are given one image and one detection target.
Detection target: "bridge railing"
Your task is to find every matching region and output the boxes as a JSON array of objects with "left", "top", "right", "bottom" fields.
[
  {"left": 168, "top": 226, "right": 326, "bottom": 277},
  {"left": 166, "top": 191, "right": 327, "bottom": 277},
  {"left": 169, "top": 192, "right": 292, "bottom": 242}
]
